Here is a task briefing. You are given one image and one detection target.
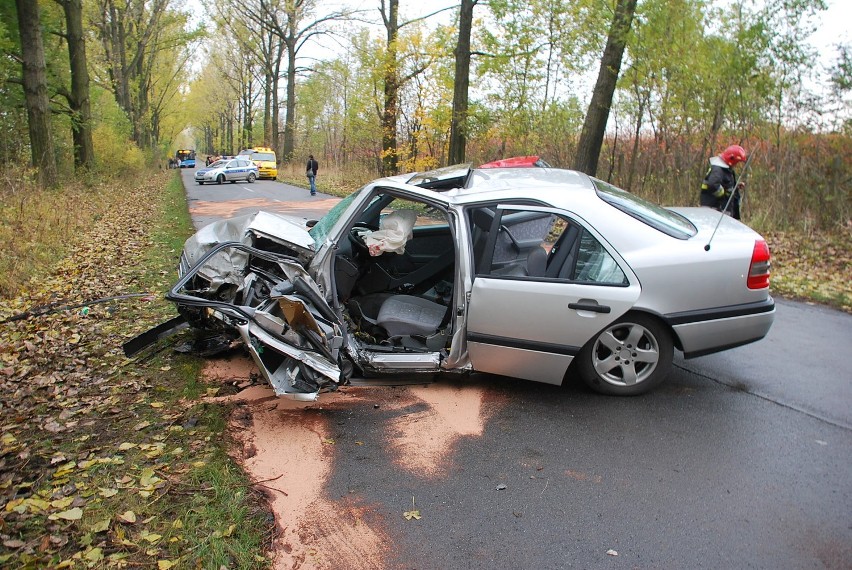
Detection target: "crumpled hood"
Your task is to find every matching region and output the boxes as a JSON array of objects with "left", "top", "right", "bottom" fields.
[{"left": 181, "top": 211, "right": 315, "bottom": 288}]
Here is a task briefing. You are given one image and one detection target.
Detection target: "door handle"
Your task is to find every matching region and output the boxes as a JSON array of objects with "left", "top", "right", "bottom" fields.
[{"left": 568, "top": 302, "right": 611, "bottom": 314}]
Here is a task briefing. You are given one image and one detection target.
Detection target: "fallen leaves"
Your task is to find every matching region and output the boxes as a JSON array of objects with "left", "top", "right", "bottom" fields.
[
  {"left": 0, "top": 173, "right": 271, "bottom": 567},
  {"left": 765, "top": 229, "right": 852, "bottom": 312}
]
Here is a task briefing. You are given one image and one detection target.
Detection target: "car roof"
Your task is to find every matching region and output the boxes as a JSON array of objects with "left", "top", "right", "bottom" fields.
[{"left": 400, "top": 164, "right": 595, "bottom": 202}]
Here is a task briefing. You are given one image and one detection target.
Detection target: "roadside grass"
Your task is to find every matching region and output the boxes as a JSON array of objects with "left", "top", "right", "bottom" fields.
[
  {"left": 0, "top": 172, "right": 271, "bottom": 567},
  {"left": 764, "top": 228, "right": 851, "bottom": 312}
]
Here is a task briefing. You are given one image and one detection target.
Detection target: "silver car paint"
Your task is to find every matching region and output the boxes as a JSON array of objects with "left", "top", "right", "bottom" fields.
[{"left": 169, "top": 167, "right": 773, "bottom": 398}]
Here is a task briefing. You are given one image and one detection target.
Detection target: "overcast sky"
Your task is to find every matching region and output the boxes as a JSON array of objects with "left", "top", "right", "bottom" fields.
[{"left": 185, "top": 0, "right": 850, "bottom": 92}]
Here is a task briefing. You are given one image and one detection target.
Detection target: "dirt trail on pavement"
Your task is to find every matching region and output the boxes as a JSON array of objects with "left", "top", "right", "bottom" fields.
[{"left": 203, "top": 356, "right": 507, "bottom": 569}]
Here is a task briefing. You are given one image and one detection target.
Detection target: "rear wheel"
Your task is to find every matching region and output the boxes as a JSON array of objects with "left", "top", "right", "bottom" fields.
[
  {"left": 575, "top": 313, "right": 672, "bottom": 396},
  {"left": 216, "top": 174, "right": 224, "bottom": 185}
]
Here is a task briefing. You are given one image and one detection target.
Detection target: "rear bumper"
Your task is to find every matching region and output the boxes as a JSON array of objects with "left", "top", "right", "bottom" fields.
[{"left": 666, "top": 297, "right": 775, "bottom": 358}]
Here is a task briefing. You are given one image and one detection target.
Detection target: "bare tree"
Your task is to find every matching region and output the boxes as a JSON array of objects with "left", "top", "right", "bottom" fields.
[{"left": 574, "top": 0, "right": 638, "bottom": 176}]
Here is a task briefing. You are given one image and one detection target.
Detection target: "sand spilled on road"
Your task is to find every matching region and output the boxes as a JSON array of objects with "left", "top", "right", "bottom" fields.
[
  {"left": 204, "top": 356, "right": 506, "bottom": 569},
  {"left": 190, "top": 197, "right": 341, "bottom": 220}
]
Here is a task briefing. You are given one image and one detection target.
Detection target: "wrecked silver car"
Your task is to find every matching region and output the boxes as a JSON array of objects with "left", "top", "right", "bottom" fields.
[{"left": 126, "top": 164, "right": 775, "bottom": 400}]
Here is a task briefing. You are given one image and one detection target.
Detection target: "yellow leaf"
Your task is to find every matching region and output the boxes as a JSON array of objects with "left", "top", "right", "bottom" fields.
[
  {"left": 6, "top": 498, "right": 25, "bottom": 513},
  {"left": 27, "top": 498, "right": 51, "bottom": 513},
  {"left": 140, "top": 468, "right": 160, "bottom": 487},
  {"left": 134, "top": 421, "right": 151, "bottom": 431},
  {"left": 118, "top": 510, "right": 137, "bottom": 524},
  {"left": 141, "top": 531, "right": 162, "bottom": 544},
  {"left": 223, "top": 524, "right": 236, "bottom": 537},
  {"left": 172, "top": 519, "right": 184, "bottom": 529},
  {"left": 99, "top": 488, "right": 119, "bottom": 498},
  {"left": 322, "top": 438, "right": 335, "bottom": 445},
  {"left": 50, "top": 496, "right": 75, "bottom": 509},
  {"left": 160, "top": 366, "right": 171, "bottom": 371},
  {"left": 158, "top": 561, "right": 176, "bottom": 570},
  {"left": 205, "top": 387, "right": 220, "bottom": 397},
  {"left": 91, "top": 519, "right": 110, "bottom": 533},
  {"left": 50, "top": 507, "right": 83, "bottom": 521},
  {"left": 403, "top": 496, "right": 421, "bottom": 520},
  {"left": 83, "top": 547, "right": 103, "bottom": 564},
  {"left": 150, "top": 402, "right": 165, "bottom": 408},
  {"left": 118, "top": 442, "right": 136, "bottom": 451}
]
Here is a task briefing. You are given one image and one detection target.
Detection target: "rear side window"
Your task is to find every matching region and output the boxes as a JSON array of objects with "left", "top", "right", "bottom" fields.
[
  {"left": 468, "top": 206, "right": 627, "bottom": 285},
  {"left": 592, "top": 178, "right": 696, "bottom": 239}
]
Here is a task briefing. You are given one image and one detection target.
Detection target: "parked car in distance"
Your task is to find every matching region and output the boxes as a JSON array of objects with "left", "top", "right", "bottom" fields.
[
  {"left": 194, "top": 157, "right": 258, "bottom": 185},
  {"left": 238, "top": 147, "right": 278, "bottom": 180},
  {"left": 129, "top": 163, "right": 774, "bottom": 401}
]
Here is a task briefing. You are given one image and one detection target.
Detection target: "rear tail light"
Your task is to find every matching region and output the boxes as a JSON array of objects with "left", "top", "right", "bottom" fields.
[{"left": 747, "top": 239, "right": 771, "bottom": 289}]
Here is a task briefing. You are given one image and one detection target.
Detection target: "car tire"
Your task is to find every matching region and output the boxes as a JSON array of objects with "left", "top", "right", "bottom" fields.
[
  {"left": 574, "top": 312, "right": 673, "bottom": 396},
  {"left": 216, "top": 174, "right": 224, "bottom": 185},
  {"left": 247, "top": 173, "right": 256, "bottom": 183},
  {"left": 197, "top": 181, "right": 203, "bottom": 185}
]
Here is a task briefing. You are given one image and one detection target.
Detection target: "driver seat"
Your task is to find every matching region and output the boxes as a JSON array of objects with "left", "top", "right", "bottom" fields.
[{"left": 376, "top": 295, "right": 446, "bottom": 337}]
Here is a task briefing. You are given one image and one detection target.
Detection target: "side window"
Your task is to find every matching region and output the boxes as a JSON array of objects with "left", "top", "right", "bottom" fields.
[
  {"left": 572, "top": 230, "right": 627, "bottom": 284},
  {"left": 468, "top": 206, "right": 627, "bottom": 285}
]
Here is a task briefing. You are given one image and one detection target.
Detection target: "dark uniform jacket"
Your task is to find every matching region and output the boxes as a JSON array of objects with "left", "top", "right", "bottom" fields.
[{"left": 700, "top": 156, "right": 740, "bottom": 219}]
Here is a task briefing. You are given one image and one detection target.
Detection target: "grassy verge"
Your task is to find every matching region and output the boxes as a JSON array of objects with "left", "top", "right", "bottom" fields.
[
  {"left": 764, "top": 229, "right": 851, "bottom": 312},
  {"left": 0, "top": 172, "right": 271, "bottom": 567}
]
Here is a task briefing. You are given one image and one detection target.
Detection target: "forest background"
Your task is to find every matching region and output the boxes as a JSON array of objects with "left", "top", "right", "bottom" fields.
[
  {"left": 0, "top": 0, "right": 850, "bottom": 298},
  {"left": 0, "top": 1, "right": 849, "bottom": 565}
]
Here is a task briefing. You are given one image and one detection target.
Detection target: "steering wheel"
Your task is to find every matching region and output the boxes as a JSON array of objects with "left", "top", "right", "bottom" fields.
[{"left": 348, "top": 224, "right": 373, "bottom": 256}]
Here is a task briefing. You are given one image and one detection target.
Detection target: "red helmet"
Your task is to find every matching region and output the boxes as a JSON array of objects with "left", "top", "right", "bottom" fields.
[{"left": 721, "top": 145, "right": 747, "bottom": 166}]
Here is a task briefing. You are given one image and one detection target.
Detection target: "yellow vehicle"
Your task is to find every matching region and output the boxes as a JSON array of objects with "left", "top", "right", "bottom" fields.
[{"left": 238, "top": 147, "right": 277, "bottom": 180}]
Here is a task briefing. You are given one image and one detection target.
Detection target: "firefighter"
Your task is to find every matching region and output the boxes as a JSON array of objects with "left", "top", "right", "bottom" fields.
[{"left": 700, "top": 144, "right": 747, "bottom": 219}]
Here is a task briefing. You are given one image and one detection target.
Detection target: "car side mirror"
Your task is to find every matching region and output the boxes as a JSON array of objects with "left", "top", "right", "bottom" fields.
[{"left": 305, "top": 219, "right": 318, "bottom": 228}]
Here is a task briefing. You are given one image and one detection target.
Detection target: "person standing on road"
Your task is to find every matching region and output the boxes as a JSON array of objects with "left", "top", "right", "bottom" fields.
[
  {"left": 699, "top": 144, "right": 747, "bottom": 220},
  {"left": 306, "top": 154, "right": 319, "bottom": 196}
]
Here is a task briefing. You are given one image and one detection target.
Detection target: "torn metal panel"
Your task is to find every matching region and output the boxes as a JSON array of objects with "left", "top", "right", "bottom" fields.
[{"left": 180, "top": 212, "right": 315, "bottom": 284}]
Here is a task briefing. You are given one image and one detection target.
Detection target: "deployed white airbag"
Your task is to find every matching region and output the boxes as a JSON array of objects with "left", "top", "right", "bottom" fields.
[{"left": 363, "top": 209, "right": 417, "bottom": 256}]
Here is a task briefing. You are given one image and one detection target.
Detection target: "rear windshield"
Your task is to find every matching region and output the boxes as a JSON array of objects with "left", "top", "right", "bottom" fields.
[
  {"left": 592, "top": 178, "right": 697, "bottom": 239},
  {"left": 251, "top": 152, "right": 275, "bottom": 161}
]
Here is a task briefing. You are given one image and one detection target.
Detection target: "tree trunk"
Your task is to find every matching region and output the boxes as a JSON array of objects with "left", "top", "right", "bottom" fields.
[
  {"left": 283, "top": 39, "right": 296, "bottom": 161},
  {"left": 448, "top": 0, "right": 476, "bottom": 165},
  {"left": 16, "top": 0, "right": 57, "bottom": 187},
  {"left": 381, "top": 0, "right": 400, "bottom": 175},
  {"left": 58, "top": 0, "right": 94, "bottom": 171},
  {"left": 574, "top": 0, "right": 638, "bottom": 176}
]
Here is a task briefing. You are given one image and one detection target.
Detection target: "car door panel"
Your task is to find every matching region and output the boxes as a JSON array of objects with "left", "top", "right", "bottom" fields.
[
  {"left": 467, "top": 278, "right": 640, "bottom": 384},
  {"left": 465, "top": 204, "right": 640, "bottom": 384}
]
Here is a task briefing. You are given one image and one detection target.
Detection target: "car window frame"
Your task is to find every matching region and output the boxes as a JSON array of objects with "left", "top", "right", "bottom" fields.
[{"left": 468, "top": 202, "right": 634, "bottom": 287}]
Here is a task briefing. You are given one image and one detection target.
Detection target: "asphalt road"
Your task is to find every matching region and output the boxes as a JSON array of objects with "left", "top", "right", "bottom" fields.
[{"left": 178, "top": 168, "right": 852, "bottom": 569}]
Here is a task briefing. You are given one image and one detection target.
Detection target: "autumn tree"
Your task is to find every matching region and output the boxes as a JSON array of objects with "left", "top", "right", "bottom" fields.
[
  {"left": 52, "top": 0, "right": 94, "bottom": 171},
  {"left": 447, "top": 0, "right": 477, "bottom": 165},
  {"left": 15, "top": 0, "right": 57, "bottom": 186},
  {"left": 91, "top": 0, "right": 200, "bottom": 150}
]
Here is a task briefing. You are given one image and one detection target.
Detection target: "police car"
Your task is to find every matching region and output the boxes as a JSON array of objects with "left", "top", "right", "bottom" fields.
[{"left": 194, "top": 157, "right": 259, "bottom": 185}]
